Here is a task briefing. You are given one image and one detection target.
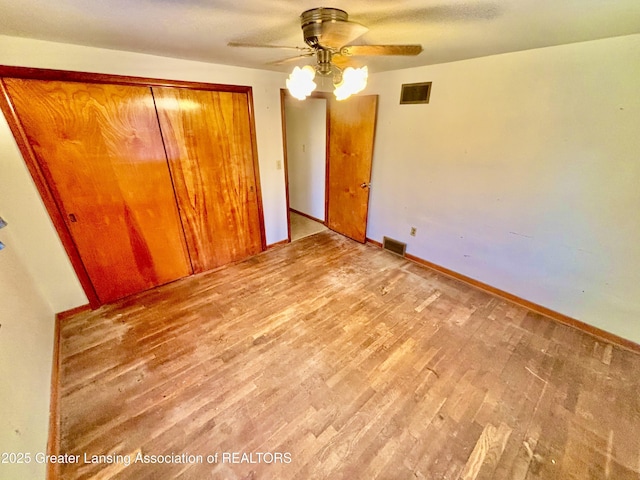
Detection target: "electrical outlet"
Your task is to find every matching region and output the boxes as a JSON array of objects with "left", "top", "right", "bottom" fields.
[
  {"left": 410, "top": 227, "right": 417, "bottom": 237},
  {"left": 276, "top": 160, "right": 282, "bottom": 170}
]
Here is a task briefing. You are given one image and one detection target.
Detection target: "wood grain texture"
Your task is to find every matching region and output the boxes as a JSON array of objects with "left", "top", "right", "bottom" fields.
[
  {"left": 280, "top": 89, "right": 293, "bottom": 244},
  {"left": 460, "top": 422, "right": 512, "bottom": 479},
  {"left": 267, "top": 238, "right": 289, "bottom": 249},
  {"left": 47, "top": 313, "right": 63, "bottom": 480},
  {"left": 5, "top": 79, "right": 192, "bottom": 303},
  {"left": 154, "top": 87, "right": 264, "bottom": 272},
  {"left": 54, "top": 231, "right": 640, "bottom": 479},
  {"left": 327, "top": 95, "right": 377, "bottom": 243},
  {"left": 244, "top": 88, "right": 268, "bottom": 252},
  {"left": 0, "top": 79, "right": 101, "bottom": 307},
  {"left": 343, "top": 45, "right": 424, "bottom": 57},
  {"left": 55, "top": 304, "right": 91, "bottom": 321},
  {"left": 366, "top": 237, "right": 640, "bottom": 353},
  {"left": 409, "top": 251, "right": 640, "bottom": 354},
  {"left": 0, "top": 65, "right": 252, "bottom": 93}
]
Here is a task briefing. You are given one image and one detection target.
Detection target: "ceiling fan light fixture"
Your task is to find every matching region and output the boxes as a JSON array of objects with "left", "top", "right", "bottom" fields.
[
  {"left": 231, "top": 7, "right": 422, "bottom": 99},
  {"left": 286, "top": 65, "right": 317, "bottom": 100},
  {"left": 287, "top": 64, "right": 368, "bottom": 101},
  {"left": 333, "top": 66, "right": 368, "bottom": 101}
]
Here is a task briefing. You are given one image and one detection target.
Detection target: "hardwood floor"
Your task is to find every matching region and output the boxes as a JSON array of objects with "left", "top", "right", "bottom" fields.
[{"left": 56, "top": 231, "right": 640, "bottom": 479}]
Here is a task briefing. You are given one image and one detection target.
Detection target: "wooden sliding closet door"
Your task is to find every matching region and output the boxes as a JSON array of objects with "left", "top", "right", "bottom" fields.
[
  {"left": 4, "top": 79, "right": 192, "bottom": 303},
  {"left": 153, "top": 88, "right": 264, "bottom": 272}
]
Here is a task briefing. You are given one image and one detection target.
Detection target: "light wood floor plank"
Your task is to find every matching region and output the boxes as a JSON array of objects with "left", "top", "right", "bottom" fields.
[{"left": 55, "top": 230, "right": 640, "bottom": 479}]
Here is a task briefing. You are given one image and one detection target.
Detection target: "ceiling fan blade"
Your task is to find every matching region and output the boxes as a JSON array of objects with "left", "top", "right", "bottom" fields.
[
  {"left": 340, "top": 45, "right": 423, "bottom": 56},
  {"left": 267, "top": 53, "right": 315, "bottom": 66},
  {"left": 331, "top": 55, "right": 358, "bottom": 69},
  {"left": 227, "top": 42, "right": 311, "bottom": 52},
  {"left": 317, "top": 21, "right": 369, "bottom": 49}
]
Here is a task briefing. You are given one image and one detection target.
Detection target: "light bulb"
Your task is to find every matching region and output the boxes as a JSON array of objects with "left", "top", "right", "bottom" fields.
[
  {"left": 286, "top": 65, "right": 317, "bottom": 100},
  {"left": 333, "top": 66, "right": 368, "bottom": 100}
]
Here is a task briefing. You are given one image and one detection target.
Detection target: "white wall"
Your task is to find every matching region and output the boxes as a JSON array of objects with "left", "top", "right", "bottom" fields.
[
  {"left": 0, "top": 111, "right": 87, "bottom": 312},
  {"left": 2, "top": 34, "right": 639, "bottom": 344},
  {"left": 367, "top": 34, "right": 640, "bottom": 343},
  {"left": 0, "top": 35, "right": 289, "bottom": 313},
  {"left": 0, "top": 228, "right": 54, "bottom": 480},
  {"left": 285, "top": 96, "right": 327, "bottom": 220}
]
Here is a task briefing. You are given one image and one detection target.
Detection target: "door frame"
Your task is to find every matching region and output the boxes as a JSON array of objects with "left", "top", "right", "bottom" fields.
[
  {"left": 0, "top": 65, "right": 267, "bottom": 308},
  {"left": 280, "top": 89, "right": 377, "bottom": 244},
  {"left": 280, "top": 89, "right": 333, "bottom": 243},
  {"left": 279, "top": 89, "right": 293, "bottom": 244}
]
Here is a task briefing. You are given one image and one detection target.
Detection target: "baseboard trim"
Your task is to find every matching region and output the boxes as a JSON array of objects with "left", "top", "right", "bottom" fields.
[
  {"left": 290, "top": 208, "right": 326, "bottom": 225},
  {"left": 56, "top": 303, "right": 91, "bottom": 320},
  {"left": 366, "top": 237, "right": 640, "bottom": 353},
  {"left": 267, "top": 239, "right": 290, "bottom": 249},
  {"left": 366, "top": 238, "right": 383, "bottom": 248},
  {"left": 46, "top": 314, "right": 63, "bottom": 480},
  {"left": 47, "top": 304, "right": 90, "bottom": 479}
]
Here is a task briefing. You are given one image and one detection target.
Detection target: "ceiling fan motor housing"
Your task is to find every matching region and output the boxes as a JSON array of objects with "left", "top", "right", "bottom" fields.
[{"left": 300, "top": 8, "right": 348, "bottom": 48}]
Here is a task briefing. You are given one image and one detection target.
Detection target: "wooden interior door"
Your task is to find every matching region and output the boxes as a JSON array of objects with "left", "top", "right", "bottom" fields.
[
  {"left": 153, "top": 87, "right": 264, "bottom": 272},
  {"left": 327, "top": 95, "right": 378, "bottom": 243},
  {"left": 4, "top": 78, "right": 192, "bottom": 304}
]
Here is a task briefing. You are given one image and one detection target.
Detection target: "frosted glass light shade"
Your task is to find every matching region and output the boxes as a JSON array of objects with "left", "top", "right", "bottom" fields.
[
  {"left": 334, "top": 66, "right": 368, "bottom": 101},
  {"left": 287, "top": 64, "right": 368, "bottom": 101},
  {"left": 286, "top": 65, "right": 317, "bottom": 100}
]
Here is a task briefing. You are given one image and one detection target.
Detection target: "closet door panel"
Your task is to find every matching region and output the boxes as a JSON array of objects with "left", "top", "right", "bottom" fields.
[
  {"left": 153, "top": 88, "right": 263, "bottom": 272},
  {"left": 4, "top": 78, "right": 192, "bottom": 303}
]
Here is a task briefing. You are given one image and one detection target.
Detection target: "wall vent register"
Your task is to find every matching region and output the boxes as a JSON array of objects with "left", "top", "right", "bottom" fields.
[
  {"left": 400, "top": 82, "right": 432, "bottom": 104},
  {"left": 382, "top": 236, "right": 407, "bottom": 257}
]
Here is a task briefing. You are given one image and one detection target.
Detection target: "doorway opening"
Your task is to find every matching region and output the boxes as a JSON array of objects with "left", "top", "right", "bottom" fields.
[
  {"left": 283, "top": 93, "right": 328, "bottom": 241},
  {"left": 280, "top": 89, "right": 378, "bottom": 244},
  {"left": 289, "top": 211, "right": 327, "bottom": 241}
]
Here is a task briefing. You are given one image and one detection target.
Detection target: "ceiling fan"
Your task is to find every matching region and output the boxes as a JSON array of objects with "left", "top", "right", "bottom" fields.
[{"left": 228, "top": 7, "right": 423, "bottom": 100}]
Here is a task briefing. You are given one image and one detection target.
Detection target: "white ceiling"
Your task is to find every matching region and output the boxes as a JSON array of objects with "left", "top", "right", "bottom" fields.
[{"left": 1, "top": 0, "right": 639, "bottom": 73}]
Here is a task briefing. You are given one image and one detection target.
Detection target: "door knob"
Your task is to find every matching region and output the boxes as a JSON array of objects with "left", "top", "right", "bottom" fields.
[{"left": 360, "top": 182, "right": 371, "bottom": 189}]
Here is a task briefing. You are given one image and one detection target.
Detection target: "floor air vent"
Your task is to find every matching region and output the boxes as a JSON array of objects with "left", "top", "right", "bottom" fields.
[{"left": 383, "top": 237, "right": 407, "bottom": 257}]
